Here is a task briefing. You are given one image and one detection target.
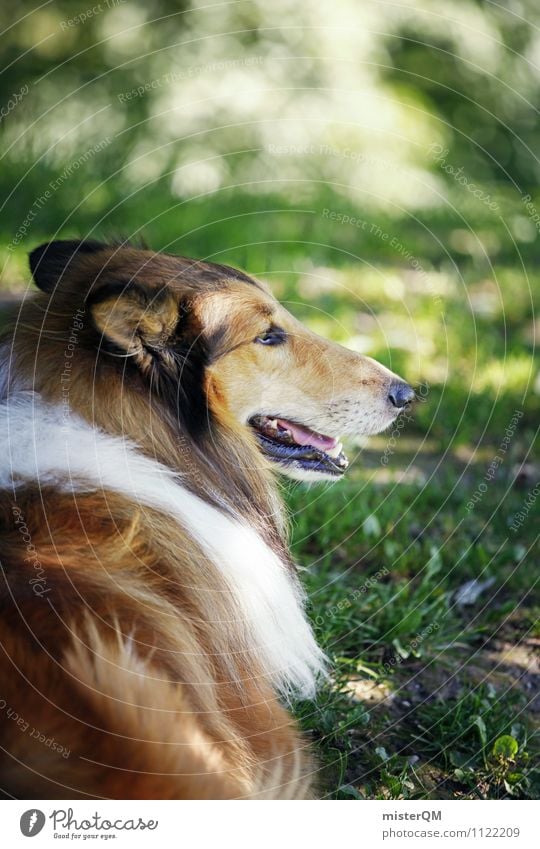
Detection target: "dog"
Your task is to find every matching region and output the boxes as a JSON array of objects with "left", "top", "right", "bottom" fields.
[{"left": 0, "top": 240, "right": 414, "bottom": 799}]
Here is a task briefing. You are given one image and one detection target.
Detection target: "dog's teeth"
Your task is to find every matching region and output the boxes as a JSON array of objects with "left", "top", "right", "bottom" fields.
[{"left": 326, "top": 442, "right": 343, "bottom": 458}]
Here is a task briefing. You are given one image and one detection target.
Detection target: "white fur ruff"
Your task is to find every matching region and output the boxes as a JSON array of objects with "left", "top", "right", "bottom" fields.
[{"left": 0, "top": 392, "right": 326, "bottom": 698}]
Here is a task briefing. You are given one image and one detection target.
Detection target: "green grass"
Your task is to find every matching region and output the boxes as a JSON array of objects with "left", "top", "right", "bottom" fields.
[{"left": 286, "top": 438, "right": 538, "bottom": 799}]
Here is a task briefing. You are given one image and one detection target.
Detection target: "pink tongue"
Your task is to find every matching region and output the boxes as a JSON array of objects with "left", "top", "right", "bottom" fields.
[{"left": 277, "top": 419, "right": 337, "bottom": 451}]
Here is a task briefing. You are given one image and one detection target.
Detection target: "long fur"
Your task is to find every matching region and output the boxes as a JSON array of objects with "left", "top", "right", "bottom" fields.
[{"left": 0, "top": 392, "right": 325, "bottom": 697}]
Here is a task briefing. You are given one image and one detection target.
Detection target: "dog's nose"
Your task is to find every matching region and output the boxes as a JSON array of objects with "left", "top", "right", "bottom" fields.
[{"left": 388, "top": 381, "right": 415, "bottom": 408}]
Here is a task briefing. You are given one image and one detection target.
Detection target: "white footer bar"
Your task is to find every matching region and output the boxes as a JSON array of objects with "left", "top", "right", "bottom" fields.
[{"left": 3, "top": 799, "right": 538, "bottom": 848}]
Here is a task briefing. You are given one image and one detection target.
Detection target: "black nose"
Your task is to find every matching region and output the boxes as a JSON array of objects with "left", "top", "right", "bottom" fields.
[{"left": 388, "top": 381, "right": 415, "bottom": 409}]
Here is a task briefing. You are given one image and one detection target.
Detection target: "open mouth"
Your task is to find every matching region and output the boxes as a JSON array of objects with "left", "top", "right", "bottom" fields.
[{"left": 250, "top": 415, "right": 349, "bottom": 476}]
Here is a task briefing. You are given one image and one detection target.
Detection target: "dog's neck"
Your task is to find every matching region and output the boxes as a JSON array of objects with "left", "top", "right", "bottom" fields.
[
  {"left": 5, "top": 327, "right": 288, "bottom": 557},
  {"left": 0, "top": 389, "right": 325, "bottom": 698},
  {"left": 143, "top": 397, "right": 289, "bottom": 556}
]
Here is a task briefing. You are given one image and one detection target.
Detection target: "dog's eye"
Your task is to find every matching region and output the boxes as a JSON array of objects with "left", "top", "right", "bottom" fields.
[{"left": 255, "top": 327, "right": 286, "bottom": 346}]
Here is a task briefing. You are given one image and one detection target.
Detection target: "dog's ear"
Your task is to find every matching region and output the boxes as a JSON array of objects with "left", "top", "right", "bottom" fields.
[
  {"left": 91, "top": 281, "right": 208, "bottom": 436},
  {"left": 88, "top": 282, "right": 179, "bottom": 370},
  {"left": 29, "top": 240, "right": 108, "bottom": 293}
]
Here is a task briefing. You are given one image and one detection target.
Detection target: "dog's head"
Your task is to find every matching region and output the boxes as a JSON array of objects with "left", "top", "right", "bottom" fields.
[{"left": 29, "top": 239, "right": 414, "bottom": 481}]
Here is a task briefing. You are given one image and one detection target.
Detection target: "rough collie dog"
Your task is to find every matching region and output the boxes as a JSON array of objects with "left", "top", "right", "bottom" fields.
[{"left": 0, "top": 240, "right": 413, "bottom": 799}]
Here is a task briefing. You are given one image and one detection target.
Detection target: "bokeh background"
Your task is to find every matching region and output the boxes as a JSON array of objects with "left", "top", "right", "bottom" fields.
[{"left": 1, "top": 0, "right": 538, "bottom": 799}]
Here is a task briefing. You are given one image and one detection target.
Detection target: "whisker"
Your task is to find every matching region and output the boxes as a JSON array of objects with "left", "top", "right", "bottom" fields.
[{"left": 102, "top": 348, "right": 139, "bottom": 359}]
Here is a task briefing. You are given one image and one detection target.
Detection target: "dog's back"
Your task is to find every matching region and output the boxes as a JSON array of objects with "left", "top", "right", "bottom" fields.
[{"left": 0, "top": 478, "right": 313, "bottom": 799}]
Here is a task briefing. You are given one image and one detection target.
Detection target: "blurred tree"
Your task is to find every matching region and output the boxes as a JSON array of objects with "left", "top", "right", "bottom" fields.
[{"left": 1, "top": 0, "right": 540, "bottom": 266}]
